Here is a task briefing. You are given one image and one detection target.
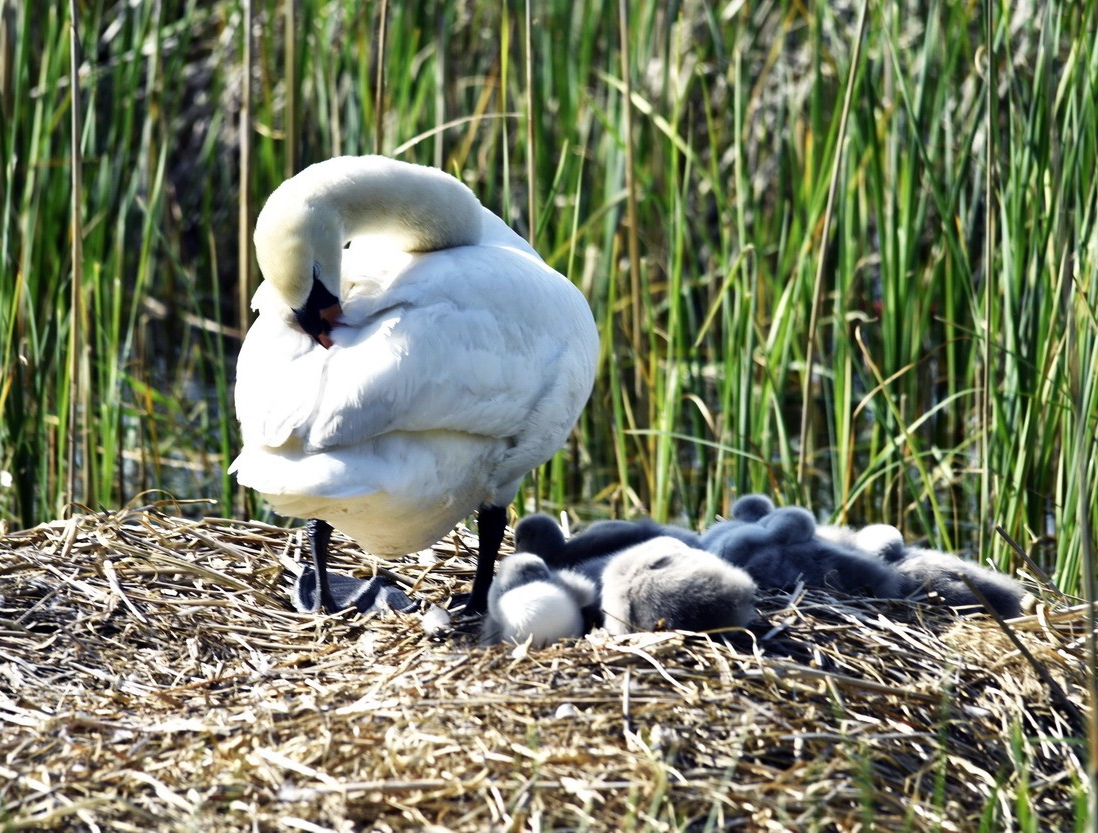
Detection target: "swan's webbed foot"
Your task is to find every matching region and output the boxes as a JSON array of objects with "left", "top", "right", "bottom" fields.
[
  {"left": 445, "top": 590, "right": 475, "bottom": 615},
  {"left": 292, "top": 518, "right": 416, "bottom": 615},
  {"left": 292, "top": 567, "right": 416, "bottom": 615}
]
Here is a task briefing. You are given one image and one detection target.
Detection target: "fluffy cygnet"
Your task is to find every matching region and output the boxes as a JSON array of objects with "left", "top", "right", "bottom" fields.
[
  {"left": 817, "top": 519, "right": 1026, "bottom": 617},
  {"left": 598, "top": 537, "right": 757, "bottom": 635},
  {"left": 482, "top": 552, "right": 595, "bottom": 647},
  {"left": 703, "top": 501, "right": 904, "bottom": 597}
]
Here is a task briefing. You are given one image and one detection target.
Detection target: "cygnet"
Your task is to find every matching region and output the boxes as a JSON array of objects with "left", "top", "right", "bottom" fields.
[
  {"left": 818, "top": 519, "right": 1026, "bottom": 617},
  {"left": 598, "top": 537, "right": 757, "bottom": 635},
  {"left": 481, "top": 552, "right": 595, "bottom": 647},
  {"left": 703, "top": 502, "right": 903, "bottom": 597}
]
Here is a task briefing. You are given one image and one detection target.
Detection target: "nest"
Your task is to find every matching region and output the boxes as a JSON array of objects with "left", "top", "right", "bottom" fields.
[{"left": 1, "top": 503, "right": 1092, "bottom": 831}]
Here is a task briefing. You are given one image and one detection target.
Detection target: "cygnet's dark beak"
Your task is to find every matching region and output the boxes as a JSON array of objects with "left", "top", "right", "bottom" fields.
[{"left": 293, "top": 276, "right": 342, "bottom": 349}]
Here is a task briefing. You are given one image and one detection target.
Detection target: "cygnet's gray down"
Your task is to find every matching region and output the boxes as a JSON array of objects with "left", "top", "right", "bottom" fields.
[
  {"left": 702, "top": 501, "right": 903, "bottom": 597},
  {"left": 598, "top": 537, "right": 757, "bottom": 635},
  {"left": 513, "top": 513, "right": 702, "bottom": 570},
  {"left": 725, "top": 493, "right": 776, "bottom": 522},
  {"left": 481, "top": 552, "right": 596, "bottom": 647},
  {"left": 815, "top": 522, "right": 907, "bottom": 563},
  {"left": 893, "top": 547, "right": 1025, "bottom": 617},
  {"left": 817, "top": 520, "right": 1026, "bottom": 617}
]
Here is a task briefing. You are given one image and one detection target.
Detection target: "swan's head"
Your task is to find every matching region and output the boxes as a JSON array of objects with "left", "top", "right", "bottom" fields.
[
  {"left": 254, "top": 155, "right": 488, "bottom": 347},
  {"left": 254, "top": 185, "right": 344, "bottom": 348}
]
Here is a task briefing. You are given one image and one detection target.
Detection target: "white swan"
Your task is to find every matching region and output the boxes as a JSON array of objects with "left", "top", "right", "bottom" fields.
[{"left": 230, "top": 155, "right": 599, "bottom": 614}]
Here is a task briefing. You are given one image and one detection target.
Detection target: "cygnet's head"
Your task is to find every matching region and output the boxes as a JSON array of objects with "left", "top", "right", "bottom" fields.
[
  {"left": 513, "top": 514, "right": 568, "bottom": 563},
  {"left": 492, "top": 551, "right": 553, "bottom": 595},
  {"left": 730, "top": 494, "right": 776, "bottom": 522},
  {"left": 853, "top": 524, "right": 906, "bottom": 562},
  {"left": 757, "top": 506, "right": 817, "bottom": 544}
]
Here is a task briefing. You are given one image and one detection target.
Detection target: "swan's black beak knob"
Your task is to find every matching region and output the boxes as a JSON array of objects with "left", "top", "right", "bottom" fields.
[{"left": 293, "top": 273, "right": 342, "bottom": 349}]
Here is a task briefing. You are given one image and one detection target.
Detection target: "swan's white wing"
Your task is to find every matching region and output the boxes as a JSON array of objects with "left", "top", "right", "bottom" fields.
[
  {"left": 303, "top": 242, "right": 597, "bottom": 466},
  {"left": 234, "top": 215, "right": 599, "bottom": 521}
]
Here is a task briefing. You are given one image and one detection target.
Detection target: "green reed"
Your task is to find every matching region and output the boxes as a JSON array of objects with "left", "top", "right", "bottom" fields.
[{"left": 1, "top": 0, "right": 1096, "bottom": 607}]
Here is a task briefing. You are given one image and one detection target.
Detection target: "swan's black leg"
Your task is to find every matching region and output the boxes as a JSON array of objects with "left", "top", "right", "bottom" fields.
[
  {"left": 307, "top": 518, "right": 336, "bottom": 612},
  {"left": 468, "top": 503, "right": 506, "bottom": 613}
]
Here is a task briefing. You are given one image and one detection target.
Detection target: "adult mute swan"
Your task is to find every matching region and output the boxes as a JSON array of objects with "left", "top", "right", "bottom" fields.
[{"left": 231, "top": 155, "right": 599, "bottom": 615}]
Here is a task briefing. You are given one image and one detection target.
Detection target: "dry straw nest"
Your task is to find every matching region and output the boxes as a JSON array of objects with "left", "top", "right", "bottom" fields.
[{"left": 1, "top": 503, "right": 1092, "bottom": 831}]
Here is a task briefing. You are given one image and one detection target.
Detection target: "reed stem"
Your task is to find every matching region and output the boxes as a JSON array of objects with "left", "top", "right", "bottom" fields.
[
  {"left": 284, "top": 0, "right": 296, "bottom": 177},
  {"left": 66, "top": 0, "right": 86, "bottom": 514},
  {"left": 237, "top": 0, "right": 253, "bottom": 340},
  {"left": 797, "top": 0, "right": 869, "bottom": 493},
  {"left": 374, "top": 0, "right": 388, "bottom": 154}
]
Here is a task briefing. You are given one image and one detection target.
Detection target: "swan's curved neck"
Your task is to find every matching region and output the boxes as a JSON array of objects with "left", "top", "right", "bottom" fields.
[
  {"left": 308, "top": 156, "right": 484, "bottom": 251},
  {"left": 254, "top": 156, "right": 484, "bottom": 308}
]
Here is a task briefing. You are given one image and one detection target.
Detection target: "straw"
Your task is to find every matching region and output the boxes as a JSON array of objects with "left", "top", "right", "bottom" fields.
[{"left": 1, "top": 504, "right": 1089, "bottom": 830}]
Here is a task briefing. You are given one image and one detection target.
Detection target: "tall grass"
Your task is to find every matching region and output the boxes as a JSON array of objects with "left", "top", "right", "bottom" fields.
[{"left": 1, "top": 0, "right": 1096, "bottom": 607}]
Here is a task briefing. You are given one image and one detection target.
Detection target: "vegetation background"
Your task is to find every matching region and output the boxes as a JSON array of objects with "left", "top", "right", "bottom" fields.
[
  {"left": 1, "top": 0, "right": 1096, "bottom": 603},
  {"left": 2, "top": 2, "right": 1097, "bottom": 829}
]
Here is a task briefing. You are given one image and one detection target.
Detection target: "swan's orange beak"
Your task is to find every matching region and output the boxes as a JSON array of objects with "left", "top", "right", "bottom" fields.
[{"left": 317, "top": 302, "right": 343, "bottom": 349}]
